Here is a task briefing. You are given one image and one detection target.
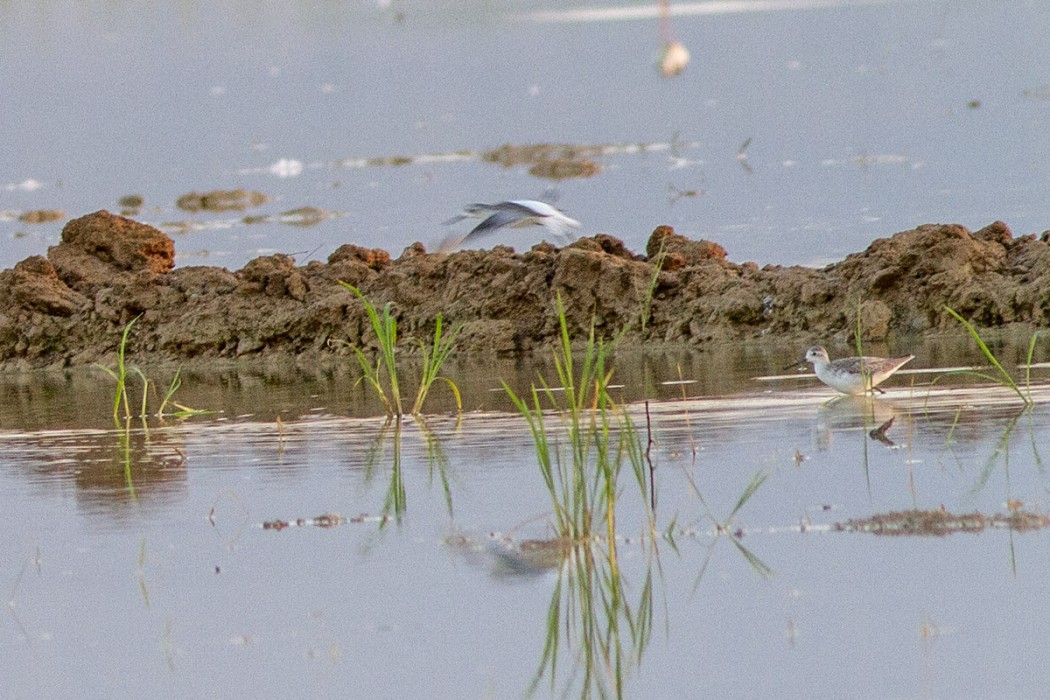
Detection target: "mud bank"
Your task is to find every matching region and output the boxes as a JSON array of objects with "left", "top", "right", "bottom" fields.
[{"left": 0, "top": 211, "right": 1048, "bottom": 371}]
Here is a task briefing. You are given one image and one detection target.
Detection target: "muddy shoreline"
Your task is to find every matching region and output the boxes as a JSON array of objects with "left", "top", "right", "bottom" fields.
[{"left": 0, "top": 210, "right": 1047, "bottom": 372}]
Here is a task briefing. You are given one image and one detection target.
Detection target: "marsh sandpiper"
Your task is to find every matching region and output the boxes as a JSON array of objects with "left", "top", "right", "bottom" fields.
[{"left": 804, "top": 346, "right": 914, "bottom": 395}]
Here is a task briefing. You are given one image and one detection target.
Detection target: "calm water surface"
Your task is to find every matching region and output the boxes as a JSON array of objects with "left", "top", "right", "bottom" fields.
[
  {"left": 3, "top": 1, "right": 1050, "bottom": 697},
  {"left": 2, "top": 339, "right": 1050, "bottom": 698},
  {"left": 2, "top": 0, "right": 1050, "bottom": 269}
]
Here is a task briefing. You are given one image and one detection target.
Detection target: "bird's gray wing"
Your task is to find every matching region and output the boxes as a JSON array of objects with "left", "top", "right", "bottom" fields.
[
  {"left": 443, "top": 203, "right": 501, "bottom": 226},
  {"left": 463, "top": 210, "right": 529, "bottom": 241},
  {"left": 490, "top": 201, "right": 542, "bottom": 216}
]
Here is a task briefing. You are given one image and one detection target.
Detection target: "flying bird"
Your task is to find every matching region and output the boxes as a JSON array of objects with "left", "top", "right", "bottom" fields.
[{"left": 439, "top": 199, "right": 581, "bottom": 252}]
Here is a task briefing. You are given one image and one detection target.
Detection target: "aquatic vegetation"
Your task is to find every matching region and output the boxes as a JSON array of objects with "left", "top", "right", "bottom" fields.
[
  {"left": 504, "top": 294, "right": 657, "bottom": 697},
  {"left": 504, "top": 294, "right": 781, "bottom": 695},
  {"left": 360, "top": 415, "right": 456, "bottom": 527},
  {"left": 1022, "top": 331, "right": 1044, "bottom": 395},
  {"left": 94, "top": 316, "right": 204, "bottom": 420},
  {"left": 942, "top": 306, "right": 1036, "bottom": 406},
  {"left": 687, "top": 469, "right": 774, "bottom": 581},
  {"left": 339, "top": 284, "right": 401, "bottom": 414},
  {"left": 338, "top": 282, "right": 462, "bottom": 417},
  {"left": 852, "top": 302, "right": 874, "bottom": 393},
  {"left": 412, "top": 315, "right": 463, "bottom": 416},
  {"left": 115, "top": 421, "right": 138, "bottom": 499},
  {"left": 834, "top": 508, "right": 1050, "bottom": 536},
  {"left": 530, "top": 539, "right": 655, "bottom": 700},
  {"left": 720, "top": 471, "right": 774, "bottom": 577},
  {"left": 503, "top": 294, "right": 650, "bottom": 543},
  {"left": 639, "top": 239, "right": 666, "bottom": 332},
  {"left": 95, "top": 316, "right": 138, "bottom": 421},
  {"left": 360, "top": 417, "right": 407, "bottom": 524}
]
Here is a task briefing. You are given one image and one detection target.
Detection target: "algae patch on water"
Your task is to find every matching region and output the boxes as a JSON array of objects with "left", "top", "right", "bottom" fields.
[{"left": 834, "top": 508, "right": 1050, "bottom": 536}]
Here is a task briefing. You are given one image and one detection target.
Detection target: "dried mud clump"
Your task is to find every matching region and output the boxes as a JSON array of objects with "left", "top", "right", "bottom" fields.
[
  {"left": 52, "top": 210, "right": 175, "bottom": 276},
  {"left": 0, "top": 211, "right": 1049, "bottom": 370}
]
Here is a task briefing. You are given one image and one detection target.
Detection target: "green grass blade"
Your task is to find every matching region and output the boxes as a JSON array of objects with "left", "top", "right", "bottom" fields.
[
  {"left": 411, "top": 314, "right": 463, "bottom": 414},
  {"left": 339, "top": 281, "right": 403, "bottom": 415},
  {"left": 854, "top": 301, "right": 873, "bottom": 392},
  {"left": 727, "top": 469, "right": 770, "bottom": 521},
  {"left": 729, "top": 535, "right": 775, "bottom": 579},
  {"left": 640, "top": 240, "right": 666, "bottom": 332},
  {"left": 1024, "top": 330, "right": 1042, "bottom": 403},
  {"left": 110, "top": 316, "right": 142, "bottom": 420},
  {"left": 131, "top": 367, "right": 149, "bottom": 418},
  {"left": 157, "top": 368, "right": 182, "bottom": 416},
  {"left": 944, "top": 306, "right": 1029, "bottom": 405}
]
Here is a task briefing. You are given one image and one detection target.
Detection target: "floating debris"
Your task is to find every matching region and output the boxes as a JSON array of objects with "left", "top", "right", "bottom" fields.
[
  {"left": 834, "top": 508, "right": 1050, "bottom": 537},
  {"left": 658, "top": 40, "right": 690, "bottom": 77},
  {"left": 17, "top": 209, "right": 64, "bottom": 224},
  {"left": 157, "top": 218, "right": 239, "bottom": 235},
  {"left": 240, "top": 141, "right": 684, "bottom": 181},
  {"left": 275, "top": 207, "right": 333, "bottom": 226},
  {"left": 242, "top": 207, "right": 335, "bottom": 227},
  {"left": 482, "top": 143, "right": 602, "bottom": 180},
  {"left": 261, "top": 512, "right": 390, "bottom": 531},
  {"left": 268, "top": 158, "right": 304, "bottom": 177},
  {"left": 1021, "top": 85, "right": 1050, "bottom": 100},
  {"left": 118, "top": 194, "right": 144, "bottom": 216},
  {"left": 2, "top": 178, "right": 44, "bottom": 192},
  {"left": 176, "top": 189, "right": 269, "bottom": 213}
]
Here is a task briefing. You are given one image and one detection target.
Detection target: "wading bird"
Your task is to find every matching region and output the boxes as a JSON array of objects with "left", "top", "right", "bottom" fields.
[{"left": 804, "top": 346, "right": 914, "bottom": 395}]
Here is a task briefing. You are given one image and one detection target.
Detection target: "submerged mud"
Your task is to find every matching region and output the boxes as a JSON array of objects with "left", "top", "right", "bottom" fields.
[{"left": 1, "top": 210, "right": 1048, "bottom": 371}]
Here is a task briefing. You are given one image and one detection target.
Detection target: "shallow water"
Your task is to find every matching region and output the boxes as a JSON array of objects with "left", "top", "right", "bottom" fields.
[
  {"left": 3, "top": 1, "right": 1050, "bottom": 271},
  {"left": 4, "top": 1, "right": 1050, "bottom": 697},
  {"left": 3, "top": 337, "right": 1050, "bottom": 698}
]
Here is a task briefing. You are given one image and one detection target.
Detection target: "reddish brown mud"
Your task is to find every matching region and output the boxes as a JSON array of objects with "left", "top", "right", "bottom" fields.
[{"left": 1, "top": 210, "right": 1047, "bottom": 371}]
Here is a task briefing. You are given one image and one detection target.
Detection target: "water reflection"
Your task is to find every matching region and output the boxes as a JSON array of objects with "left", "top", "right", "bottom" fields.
[
  {"left": 5, "top": 369, "right": 1050, "bottom": 696},
  {"left": 808, "top": 384, "right": 1050, "bottom": 456},
  {"left": 534, "top": 540, "right": 656, "bottom": 699},
  {"left": 85, "top": 420, "right": 189, "bottom": 518},
  {"left": 475, "top": 464, "right": 775, "bottom": 699},
  {"left": 812, "top": 394, "right": 906, "bottom": 451},
  {"left": 362, "top": 415, "right": 455, "bottom": 524},
  {"left": 800, "top": 383, "right": 1050, "bottom": 570},
  {"left": 0, "top": 420, "right": 188, "bottom": 523}
]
